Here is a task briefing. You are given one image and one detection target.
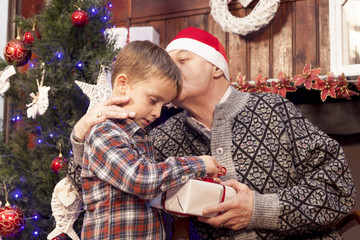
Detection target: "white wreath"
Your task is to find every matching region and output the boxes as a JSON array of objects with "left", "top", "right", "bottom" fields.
[{"left": 210, "top": 0, "right": 281, "bottom": 36}]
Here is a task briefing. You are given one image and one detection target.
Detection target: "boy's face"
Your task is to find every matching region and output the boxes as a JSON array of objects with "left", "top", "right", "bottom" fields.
[{"left": 113, "top": 75, "right": 177, "bottom": 128}]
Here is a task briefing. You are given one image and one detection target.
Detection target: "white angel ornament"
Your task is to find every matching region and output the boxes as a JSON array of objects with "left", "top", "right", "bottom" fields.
[
  {"left": 47, "top": 176, "right": 83, "bottom": 240},
  {"left": 26, "top": 68, "right": 50, "bottom": 119},
  {"left": 0, "top": 65, "right": 16, "bottom": 94}
]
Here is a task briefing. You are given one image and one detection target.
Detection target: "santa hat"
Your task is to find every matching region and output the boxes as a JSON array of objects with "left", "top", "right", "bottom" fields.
[{"left": 166, "top": 27, "right": 230, "bottom": 81}]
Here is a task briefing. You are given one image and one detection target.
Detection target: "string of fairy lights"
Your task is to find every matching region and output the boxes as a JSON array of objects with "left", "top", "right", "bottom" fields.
[
  {"left": 9, "top": 1, "right": 116, "bottom": 154},
  {"left": 2, "top": 1, "right": 115, "bottom": 239}
]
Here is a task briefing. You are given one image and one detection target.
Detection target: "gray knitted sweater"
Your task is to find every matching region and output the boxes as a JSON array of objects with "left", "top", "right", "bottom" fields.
[{"left": 150, "top": 86, "right": 356, "bottom": 239}]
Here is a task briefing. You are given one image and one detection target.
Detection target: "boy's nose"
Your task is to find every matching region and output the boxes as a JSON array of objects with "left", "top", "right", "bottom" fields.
[{"left": 151, "top": 106, "right": 162, "bottom": 119}]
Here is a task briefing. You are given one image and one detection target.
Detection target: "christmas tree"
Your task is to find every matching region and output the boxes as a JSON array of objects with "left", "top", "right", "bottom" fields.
[{"left": 0, "top": 0, "right": 117, "bottom": 239}]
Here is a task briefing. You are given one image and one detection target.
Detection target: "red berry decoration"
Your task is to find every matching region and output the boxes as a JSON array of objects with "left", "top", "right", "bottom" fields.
[
  {"left": 0, "top": 202, "right": 26, "bottom": 238},
  {"left": 23, "top": 30, "right": 40, "bottom": 46},
  {"left": 71, "top": 10, "right": 89, "bottom": 27},
  {"left": 51, "top": 153, "right": 67, "bottom": 174},
  {"left": 3, "top": 39, "right": 32, "bottom": 66}
]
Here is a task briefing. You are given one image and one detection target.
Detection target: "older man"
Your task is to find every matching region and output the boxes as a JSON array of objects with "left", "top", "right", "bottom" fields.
[{"left": 71, "top": 27, "right": 356, "bottom": 239}]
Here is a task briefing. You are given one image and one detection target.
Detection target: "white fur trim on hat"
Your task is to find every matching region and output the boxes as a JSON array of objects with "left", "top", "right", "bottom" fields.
[{"left": 166, "top": 38, "right": 230, "bottom": 81}]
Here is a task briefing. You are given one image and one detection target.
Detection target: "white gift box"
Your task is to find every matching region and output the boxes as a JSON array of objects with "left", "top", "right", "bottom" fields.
[
  {"left": 105, "top": 26, "right": 160, "bottom": 50},
  {"left": 149, "top": 179, "right": 237, "bottom": 217}
]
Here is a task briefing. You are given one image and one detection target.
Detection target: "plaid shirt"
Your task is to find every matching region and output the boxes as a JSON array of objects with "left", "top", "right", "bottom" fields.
[{"left": 81, "top": 118, "right": 206, "bottom": 240}]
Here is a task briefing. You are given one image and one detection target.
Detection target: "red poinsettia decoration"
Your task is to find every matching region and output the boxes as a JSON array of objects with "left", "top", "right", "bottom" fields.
[
  {"left": 335, "top": 73, "right": 359, "bottom": 100},
  {"left": 233, "top": 73, "right": 251, "bottom": 92},
  {"left": 292, "top": 63, "right": 321, "bottom": 90},
  {"left": 248, "top": 73, "right": 272, "bottom": 93},
  {"left": 354, "top": 76, "right": 360, "bottom": 91},
  {"left": 271, "top": 72, "right": 297, "bottom": 97},
  {"left": 231, "top": 63, "right": 360, "bottom": 101},
  {"left": 313, "top": 73, "right": 338, "bottom": 101}
]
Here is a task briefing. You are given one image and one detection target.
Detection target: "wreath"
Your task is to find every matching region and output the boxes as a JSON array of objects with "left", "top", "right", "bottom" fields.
[{"left": 210, "top": 0, "right": 281, "bottom": 35}]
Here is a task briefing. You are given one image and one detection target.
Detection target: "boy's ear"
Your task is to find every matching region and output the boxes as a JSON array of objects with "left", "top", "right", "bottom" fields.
[{"left": 113, "top": 74, "right": 128, "bottom": 95}]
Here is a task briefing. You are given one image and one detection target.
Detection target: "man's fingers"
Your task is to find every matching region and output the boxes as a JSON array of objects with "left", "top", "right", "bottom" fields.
[
  {"left": 105, "top": 96, "right": 130, "bottom": 106},
  {"left": 105, "top": 105, "right": 136, "bottom": 118},
  {"left": 198, "top": 209, "right": 231, "bottom": 228},
  {"left": 221, "top": 179, "right": 244, "bottom": 192},
  {"left": 202, "top": 201, "right": 230, "bottom": 216},
  {"left": 100, "top": 96, "right": 136, "bottom": 117}
]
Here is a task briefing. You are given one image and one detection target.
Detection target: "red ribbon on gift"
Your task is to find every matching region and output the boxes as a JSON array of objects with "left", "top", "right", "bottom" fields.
[
  {"left": 201, "top": 166, "right": 227, "bottom": 183},
  {"left": 161, "top": 167, "right": 227, "bottom": 217}
]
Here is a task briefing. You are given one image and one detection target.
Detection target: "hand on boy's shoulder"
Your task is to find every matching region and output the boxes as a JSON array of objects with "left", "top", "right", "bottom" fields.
[
  {"left": 75, "top": 96, "right": 137, "bottom": 141},
  {"left": 92, "top": 96, "right": 137, "bottom": 121}
]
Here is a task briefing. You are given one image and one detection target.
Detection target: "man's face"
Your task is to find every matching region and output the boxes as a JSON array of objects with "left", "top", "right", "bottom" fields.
[{"left": 168, "top": 50, "right": 214, "bottom": 107}]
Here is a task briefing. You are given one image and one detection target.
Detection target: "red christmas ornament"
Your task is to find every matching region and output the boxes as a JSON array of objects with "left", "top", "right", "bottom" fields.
[
  {"left": 0, "top": 202, "right": 26, "bottom": 238},
  {"left": 52, "top": 233, "right": 68, "bottom": 240},
  {"left": 51, "top": 153, "right": 67, "bottom": 174},
  {"left": 71, "top": 10, "right": 89, "bottom": 27},
  {"left": 3, "top": 39, "right": 32, "bottom": 66},
  {"left": 23, "top": 30, "right": 41, "bottom": 46}
]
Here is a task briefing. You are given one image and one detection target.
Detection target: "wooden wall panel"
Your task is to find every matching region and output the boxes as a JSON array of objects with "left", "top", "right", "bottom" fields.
[
  {"left": 187, "top": 14, "right": 207, "bottom": 31},
  {"left": 111, "top": 0, "right": 131, "bottom": 26},
  {"left": 208, "top": 15, "right": 226, "bottom": 54},
  {"left": 228, "top": 9, "right": 247, "bottom": 81},
  {"left": 318, "top": 0, "right": 330, "bottom": 73},
  {"left": 272, "top": 2, "right": 293, "bottom": 77},
  {"left": 19, "top": 0, "right": 331, "bottom": 81},
  {"left": 131, "top": 0, "right": 209, "bottom": 19},
  {"left": 149, "top": 20, "right": 167, "bottom": 47},
  {"left": 165, "top": 17, "right": 188, "bottom": 43},
  {"left": 294, "top": 0, "right": 317, "bottom": 74},
  {"left": 249, "top": 26, "right": 270, "bottom": 79},
  {"left": 20, "top": 0, "right": 44, "bottom": 18}
]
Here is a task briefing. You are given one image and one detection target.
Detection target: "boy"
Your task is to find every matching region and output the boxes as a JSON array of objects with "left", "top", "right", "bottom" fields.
[{"left": 81, "top": 40, "right": 222, "bottom": 239}]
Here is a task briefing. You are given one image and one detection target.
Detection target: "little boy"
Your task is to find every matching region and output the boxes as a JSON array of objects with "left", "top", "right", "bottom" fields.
[{"left": 81, "top": 41, "right": 222, "bottom": 239}]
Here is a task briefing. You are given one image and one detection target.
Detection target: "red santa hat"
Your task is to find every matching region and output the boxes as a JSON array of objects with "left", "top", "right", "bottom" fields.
[{"left": 166, "top": 27, "right": 230, "bottom": 81}]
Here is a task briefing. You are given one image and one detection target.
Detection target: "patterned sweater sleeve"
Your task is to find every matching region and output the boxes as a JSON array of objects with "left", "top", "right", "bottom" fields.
[
  {"left": 83, "top": 121, "right": 207, "bottom": 200},
  {"left": 70, "top": 130, "right": 85, "bottom": 166},
  {"left": 249, "top": 96, "right": 356, "bottom": 235}
]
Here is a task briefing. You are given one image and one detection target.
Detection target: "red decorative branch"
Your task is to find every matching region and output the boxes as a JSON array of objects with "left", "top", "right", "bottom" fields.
[
  {"left": 354, "top": 76, "right": 360, "bottom": 91},
  {"left": 292, "top": 63, "right": 321, "bottom": 90},
  {"left": 270, "top": 72, "right": 297, "bottom": 97},
  {"left": 232, "top": 64, "right": 360, "bottom": 101}
]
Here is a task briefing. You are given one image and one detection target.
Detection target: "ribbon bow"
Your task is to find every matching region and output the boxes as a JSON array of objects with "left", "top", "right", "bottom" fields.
[{"left": 201, "top": 167, "right": 227, "bottom": 183}]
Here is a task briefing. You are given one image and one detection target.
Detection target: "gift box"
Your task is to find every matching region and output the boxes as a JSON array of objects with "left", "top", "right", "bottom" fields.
[{"left": 149, "top": 179, "right": 236, "bottom": 217}]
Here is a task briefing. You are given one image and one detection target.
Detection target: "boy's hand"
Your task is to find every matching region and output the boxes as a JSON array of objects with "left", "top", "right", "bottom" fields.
[{"left": 199, "top": 155, "right": 222, "bottom": 178}]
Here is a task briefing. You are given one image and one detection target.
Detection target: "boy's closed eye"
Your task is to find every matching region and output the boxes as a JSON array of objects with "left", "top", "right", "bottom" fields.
[{"left": 149, "top": 97, "right": 157, "bottom": 105}]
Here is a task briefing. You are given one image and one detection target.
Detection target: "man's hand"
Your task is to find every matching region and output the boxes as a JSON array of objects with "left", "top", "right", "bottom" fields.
[
  {"left": 74, "top": 96, "right": 136, "bottom": 141},
  {"left": 198, "top": 179, "right": 253, "bottom": 230}
]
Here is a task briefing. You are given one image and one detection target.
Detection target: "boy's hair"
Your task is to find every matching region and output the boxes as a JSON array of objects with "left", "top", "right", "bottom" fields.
[{"left": 112, "top": 40, "right": 182, "bottom": 96}]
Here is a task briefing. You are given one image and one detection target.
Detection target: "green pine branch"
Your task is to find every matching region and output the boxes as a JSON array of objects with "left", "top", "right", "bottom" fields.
[{"left": 1, "top": 0, "right": 117, "bottom": 238}]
